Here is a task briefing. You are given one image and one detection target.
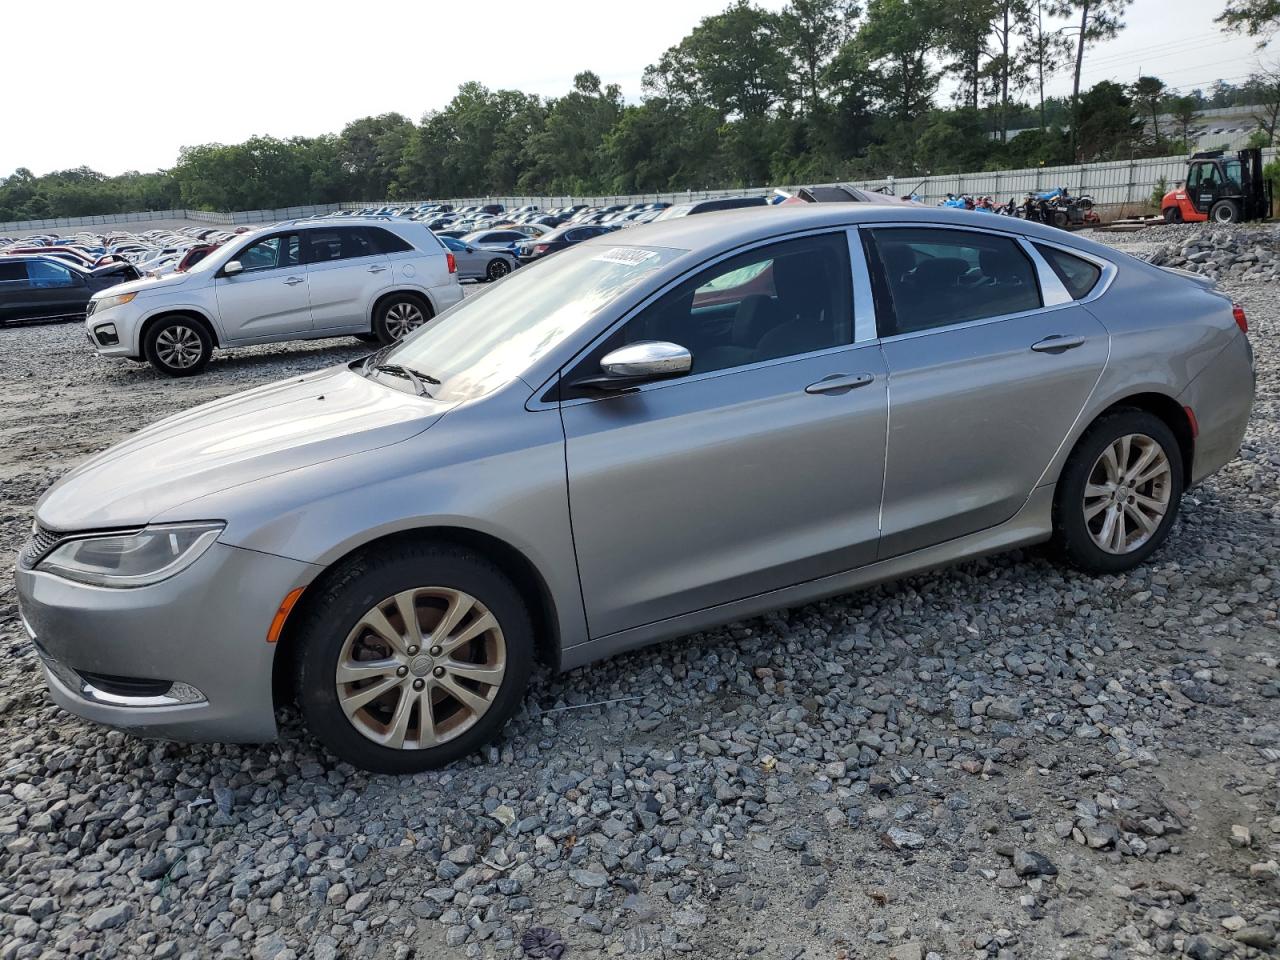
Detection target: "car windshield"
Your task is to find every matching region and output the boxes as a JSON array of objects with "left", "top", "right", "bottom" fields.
[
  {"left": 379, "top": 243, "right": 684, "bottom": 402},
  {"left": 185, "top": 233, "right": 263, "bottom": 274}
]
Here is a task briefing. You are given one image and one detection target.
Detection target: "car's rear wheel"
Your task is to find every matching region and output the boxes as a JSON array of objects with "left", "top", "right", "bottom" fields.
[
  {"left": 294, "top": 543, "right": 533, "bottom": 773},
  {"left": 374, "top": 294, "right": 432, "bottom": 345},
  {"left": 144, "top": 316, "right": 212, "bottom": 377},
  {"left": 1210, "top": 199, "right": 1241, "bottom": 224},
  {"left": 1052, "top": 410, "right": 1183, "bottom": 574},
  {"left": 486, "top": 258, "right": 511, "bottom": 281}
]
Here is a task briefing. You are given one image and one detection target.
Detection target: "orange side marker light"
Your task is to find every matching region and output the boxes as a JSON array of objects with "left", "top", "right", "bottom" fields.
[{"left": 267, "top": 587, "right": 306, "bottom": 643}]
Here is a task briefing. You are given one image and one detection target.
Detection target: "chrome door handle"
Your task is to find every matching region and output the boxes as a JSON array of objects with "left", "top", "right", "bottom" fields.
[
  {"left": 283, "top": 276, "right": 305, "bottom": 286},
  {"left": 1030, "top": 335, "right": 1085, "bottom": 352},
  {"left": 367, "top": 265, "right": 387, "bottom": 273},
  {"left": 805, "top": 372, "right": 875, "bottom": 394}
]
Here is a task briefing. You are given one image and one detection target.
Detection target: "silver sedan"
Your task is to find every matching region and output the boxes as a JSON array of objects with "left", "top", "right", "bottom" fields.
[{"left": 15, "top": 205, "right": 1255, "bottom": 773}]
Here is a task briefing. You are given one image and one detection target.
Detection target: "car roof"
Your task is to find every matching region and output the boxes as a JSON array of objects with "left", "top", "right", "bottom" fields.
[
  {"left": 2, "top": 253, "right": 89, "bottom": 272},
  {"left": 609, "top": 203, "right": 1118, "bottom": 260}
]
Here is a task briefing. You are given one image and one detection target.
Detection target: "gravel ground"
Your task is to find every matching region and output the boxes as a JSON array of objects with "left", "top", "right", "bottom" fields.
[{"left": 0, "top": 238, "right": 1277, "bottom": 960}]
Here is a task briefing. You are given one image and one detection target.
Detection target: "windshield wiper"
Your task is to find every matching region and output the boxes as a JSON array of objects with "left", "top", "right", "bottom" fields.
[
  {"left": 360, "top": 344, "right": 394, "bottom": 376},
  {"left": 373, "top": 363, "right": 440, "bottom": 397}
]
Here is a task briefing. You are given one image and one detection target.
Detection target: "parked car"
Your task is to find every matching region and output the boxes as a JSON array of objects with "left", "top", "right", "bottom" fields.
[
  {"left": 459, "top": 229, "right": 530, "bottom": 252},
  {"left": 0, "top": 255, "right": 139, "bottom": 324},
  {"left": 15, "top": 205, "right": 1254, "bottom": 773},
  {"left": 653, "top": 195, "right": 768, "bottom": 220},
  {"left": 515, "top": 223, "right": 614, "bottom": 264},
  {"left": 439, "top": 235, "right": 517, "bottom": 281},
  {"left": 82, "top": 218, "right": 463, "bottom": 376}
]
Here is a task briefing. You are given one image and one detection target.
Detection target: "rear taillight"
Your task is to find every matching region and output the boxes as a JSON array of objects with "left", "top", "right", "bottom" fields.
[
  {"left": 446, "top": 252, "right": 456, "bottom": 274},
  {"left": 1232, "top": 302, "right": 1248, "bottom": 334},
  {"left": 533, "top": 244, "right": 549, "bottom": 255}
]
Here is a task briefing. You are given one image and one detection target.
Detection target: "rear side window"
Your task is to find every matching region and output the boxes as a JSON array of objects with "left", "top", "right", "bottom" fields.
[
  {"left": 0, "top": 262, "right": 26, "bottom": 283},
  {"left": 27, "top": 259, "right": 76, "bottom": 288},
  {"left": 367, "top": 227, "right": 413, "bottom": 254},
  {"left": 1034, "top": 244, "right": 1102, "bottom": 300},
  {"left": 867, "top": 228, "right": 1041, "bottom": 336}
]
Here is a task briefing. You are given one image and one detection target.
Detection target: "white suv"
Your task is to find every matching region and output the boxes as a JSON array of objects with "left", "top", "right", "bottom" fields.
[{"left": 85, "top": 218, "right": 464, "bottom": 376}]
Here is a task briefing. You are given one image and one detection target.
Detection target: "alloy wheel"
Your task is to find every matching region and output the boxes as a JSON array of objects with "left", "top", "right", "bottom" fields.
[
  {"left": 384, "top": 301, "right": 426, "bottom": 340},
  {"left": 1082, "top": 433, "right": 1172, "bottom": 555},
  {"left": 154, "top": 325, "right": 203, "bottom": 369},
  {"left": 335, "top": 587, "right": 506, "bottom": 750},
  {"left": 488, "top": 259, "right": 510, "bottom": 280}
]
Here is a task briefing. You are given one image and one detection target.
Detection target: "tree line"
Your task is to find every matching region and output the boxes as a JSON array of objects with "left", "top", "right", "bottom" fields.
[{"left": 3, "top": 0, "right": 1279, "bottom": 223}]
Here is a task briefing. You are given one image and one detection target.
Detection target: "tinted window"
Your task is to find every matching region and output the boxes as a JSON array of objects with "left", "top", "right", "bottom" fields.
[
  {"left": 868, "top": 228, "right": 1041, "bottom": 335},
  {"left": 236, "top": 234, "right": 300, "bottom": 272},
  {"left": 592, "top": 232, "right": 853, "bottom": 378},
  {"left": 302, "top": 229, "right": 368, "bottom": 263},
  {"left": 440, "top": 236, "right": 466, "bottom": 252},
  {"left": 1034, "top": 244, "right": 1102, "bottom": 300},
  {"left": 367, "top": 227, "right": 412, "bottom": 254},
  {"left": 27, "top": 259, "right": 76, "bottom": 288},
  {"left": 0, "top": 262, "right": 27, "bottom": 283}
]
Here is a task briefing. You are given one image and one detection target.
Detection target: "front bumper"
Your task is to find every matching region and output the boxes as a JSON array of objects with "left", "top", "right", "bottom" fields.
[
  {"left": 15, "top": 541, "right": 317, "bottom": 742},
  {"left": 85, "top": 303, "right": 141, "bottom": 357}
]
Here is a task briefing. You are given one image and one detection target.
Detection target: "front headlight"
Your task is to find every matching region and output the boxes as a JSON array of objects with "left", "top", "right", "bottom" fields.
[
  {"left": 37, "top": 522, "right": 224, "bottom": 588},
  {"left": 93, "top": 291, "right": 137, "bottom": 313}
]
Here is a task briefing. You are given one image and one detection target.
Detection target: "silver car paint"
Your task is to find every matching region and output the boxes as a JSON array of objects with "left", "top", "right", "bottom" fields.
[{"left": 16, "top": 204, "right": 1254, "bottom": 742}]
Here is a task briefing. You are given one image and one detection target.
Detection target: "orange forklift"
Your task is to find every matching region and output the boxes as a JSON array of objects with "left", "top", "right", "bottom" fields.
[{"left": 1160, "top": 147, "right": 1270, "bottom": 224}]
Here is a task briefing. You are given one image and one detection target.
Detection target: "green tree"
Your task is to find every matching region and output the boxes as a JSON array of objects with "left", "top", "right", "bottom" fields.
[
  {"left": 1018, "top": 0, "right": 1073, "bottom": 130},
  {"left": 1129, "top": 75, "right": 1167, "bottom": 141},
  {"left": 1050, "top": 0, "right": 1132, "bottom": 157},
  {"left": 779, "top": 0, "right": 860, "bottom": 115},
  {"left": 1168, "top": 95, "right": 1203, "bottom": 150},
  {"left": 1073, "top": 80, "right": 1142, "bottom": 160},
  {"left": 338, "top": 113, "right": 416, "bottom": 200},
  {"left": 1216, "top": 0, "right": 1280, "bottom": 39},
  {"left": 859, "top": 0, "right": 944, "bottom": 123}
]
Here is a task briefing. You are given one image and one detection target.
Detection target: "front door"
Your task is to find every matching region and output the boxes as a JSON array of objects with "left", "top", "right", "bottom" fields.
[
  {"left": 213, "top": 232, "right": 310, "bottom": 342},
  {"left": 561, "top": 231, "right": 889, "bottom": 639},
  {"left": 1189, "top": 161, "right": 1222, "bottom": 216},
  {"left": 864, "top": 226, "right": 1109, "bottom": 557}
]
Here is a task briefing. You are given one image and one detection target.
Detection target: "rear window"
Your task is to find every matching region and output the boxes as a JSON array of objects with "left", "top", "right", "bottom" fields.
[
  {"left": 1035, "top": 244, "right": 1102, "bottom": 300},
  {"left": 368, "top": 227, "right": 413, "bottom": 254}
]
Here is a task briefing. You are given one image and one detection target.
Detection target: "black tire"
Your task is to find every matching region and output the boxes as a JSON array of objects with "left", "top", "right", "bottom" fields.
[
  {"left": 1051, "top": 409, "right": 1184, "bottom": 575},
  {"left": 143, "top": 315, "right": 212, "bottom": 377},
  {"left": 1162, "top": 206, "right": 1182, "bottom": 224},
  {"left": 293, "top": 543, "right": 533, "bottom": 774},
  {"left": 486, "top": 258, "right": 511, "bottom": 282},
  {"left": 1210, "top": 199, "right": 1241, "bottom": 224},
  {"left": 373, "top": 293, "right": 433, "bottom": 345},
  {"left": 1051, "top": 209, "right": 1070, "bottom": 230}
]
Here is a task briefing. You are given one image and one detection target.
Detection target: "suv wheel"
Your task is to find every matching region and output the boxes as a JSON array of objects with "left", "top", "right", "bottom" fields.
[
  {"left": 294, "top": 543, "right": 533, "bottom": 773},
  {"left": 374, "top": 294, "right": 432, "bottom": 344},
  {"left": 486, "top": 258, "right": 511, "bottom": 281},
  {"left": 1209, "top": 199, "right": 1241, "bottom": 223},
  {"left": 1052, "top": 409, "right": 1183, "bottom": 574},
  {"left": 144, "top": 316, "right": 212, "bottom": 377}
]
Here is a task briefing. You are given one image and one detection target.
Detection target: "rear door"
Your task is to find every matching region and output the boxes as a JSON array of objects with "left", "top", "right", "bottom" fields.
[
  {"left": 865, "top": 226, "right": 1109, "bottom": 558},
  {"left": 303, "top": 227, "right": 391, "bottom": 331},
  {"left": 213, "top": 232, "right": 310, "bottom": 341}
]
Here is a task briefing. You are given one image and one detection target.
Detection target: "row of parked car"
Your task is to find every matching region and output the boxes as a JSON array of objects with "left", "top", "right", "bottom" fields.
[{"left": 0, "top": 193, "right": 776, "bottom": 376}]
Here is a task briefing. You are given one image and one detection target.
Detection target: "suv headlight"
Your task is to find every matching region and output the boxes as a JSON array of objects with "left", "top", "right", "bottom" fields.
[
  {"left": 93, "top": 291, "right": 137, "bottom": 313},
  {"left": 37, "top": 522, "right": 224, "bottom": 588}
]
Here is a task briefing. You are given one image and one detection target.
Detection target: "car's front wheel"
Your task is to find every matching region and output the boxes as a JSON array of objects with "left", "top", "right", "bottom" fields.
[
  {"left": 294, "top": 543, "right": 533, "bottom": 773},
  {"left": 1052, "top": 409, "right": 1184, "bottom": 574},
  {"left": 373, "top": 294, "right": 432, "bottom": 345},
  {"left": 144, "top": 316, "right": 212, "bottom": 377}
]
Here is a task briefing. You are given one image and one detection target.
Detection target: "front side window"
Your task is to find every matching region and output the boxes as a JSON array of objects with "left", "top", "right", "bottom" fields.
[
  {"left": 588, "top": 232, "right": 853, "bottom": 377},
  {"left": 1034, "top": 244, "right": 1103, "bottom": 300},
  {"left": 867, "top": 228, "right": 1041, "bottom": 336},
  {"left": 26, "top": 259, "right": 76, "bottom": 288},
  {"left": 235, "top": 234, "right": 300, "bottom": 272}
]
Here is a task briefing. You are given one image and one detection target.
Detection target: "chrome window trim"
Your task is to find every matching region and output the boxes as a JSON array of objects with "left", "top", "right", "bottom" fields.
[
  {"left": 877, "top": 303, "right": 1053, "bottom": 344},
  {"left": 528, "top": 226, "right": 863, "bottom": 410},
  {"left": 1018, "top": 238, "right": 1072, "bottom": 306}
]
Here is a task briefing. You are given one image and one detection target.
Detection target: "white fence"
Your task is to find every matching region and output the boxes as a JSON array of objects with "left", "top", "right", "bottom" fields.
[{"left": 3, "top": 150, "right": 1275, "bottom": 235}]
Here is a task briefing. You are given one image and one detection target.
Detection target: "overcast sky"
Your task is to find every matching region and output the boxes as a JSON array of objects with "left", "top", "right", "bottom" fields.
[{"left": 2, "top": 0, "right": 1272, "bottom": 177}]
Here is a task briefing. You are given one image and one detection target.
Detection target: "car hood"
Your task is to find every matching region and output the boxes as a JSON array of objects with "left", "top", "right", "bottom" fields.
[
  {"left": 92, "top": 269, "right": 193, "bottom": 299},
  {"left": 37, "top": 367, "right": 448, "bottom": 530}
]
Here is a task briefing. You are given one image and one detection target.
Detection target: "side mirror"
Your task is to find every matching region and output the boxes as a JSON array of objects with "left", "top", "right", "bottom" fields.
[
  {"left": 572, "top": 341, "right": 692, "bottom": 393},
  {"left": 465, "top": 245, "right": 474, "bottom": 253},
  {"left": 223, "top": 260, "right": 244, "bottom": 276}
]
